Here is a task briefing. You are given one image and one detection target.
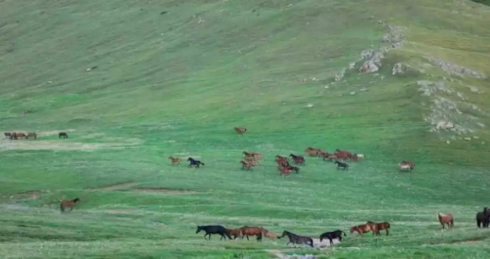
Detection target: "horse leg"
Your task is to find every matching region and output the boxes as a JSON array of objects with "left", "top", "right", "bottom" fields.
[
  {"left": 329, "top": 238, "right": 333, "bottom": 245},
  {"left": 246, "top": 235, "right": 249, "bottom": 241},
  {"left": 477, "top": 220, "right": 481, "bottom": 228},
  {"left": 219, "top": 233, "right": 226, "bottom": 240},
  {"left": 386, "top": 229, "right": 389, "bottom": 236}
]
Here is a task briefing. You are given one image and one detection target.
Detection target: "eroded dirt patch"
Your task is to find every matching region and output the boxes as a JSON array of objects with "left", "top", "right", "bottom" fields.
[
  {"left": 8, "top": 190, "right": 43, "bottom": 200},
  {"left": 132, "top": 187, "right": 197, "bottom": 195},
  {"left": 89, "top": 181, "right": 138, "bottom": 190}
]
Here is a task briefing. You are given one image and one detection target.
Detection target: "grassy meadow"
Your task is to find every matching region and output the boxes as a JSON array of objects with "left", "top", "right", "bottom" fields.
[{"left": 1, "top": 0, "right": 490, "bottom": 258}]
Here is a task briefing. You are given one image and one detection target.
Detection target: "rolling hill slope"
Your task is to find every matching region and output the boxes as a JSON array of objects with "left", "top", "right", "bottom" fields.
[{"left": 1, "top": 0, "right": 490, "bottom": 258}]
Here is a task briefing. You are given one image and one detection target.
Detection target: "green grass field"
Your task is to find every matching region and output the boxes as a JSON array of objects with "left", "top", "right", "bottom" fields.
[{"left": 1, "top": 0, "right": 490, "bottom": 258}]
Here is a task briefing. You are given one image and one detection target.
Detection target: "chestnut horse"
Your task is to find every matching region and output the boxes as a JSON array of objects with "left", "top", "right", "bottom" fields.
[
  {"left": 240, "top": 160, "right": 255, "bottom": 170},
  {"left": 234, "top": 127, "right": 247, "bottom": 135},
  {"left": 168, "top": 156, "right": 182, "bottom": 165},
  {"left": 305, "top": 147, "right": 321, "bottom": 157},
  {"left": 225, "top": 228, "right": 242, "bottom": 239},
  {"left": 350, "top": 223, "right": 373, "bottom": 235},
  {"left": 60, "top": 198, "right": 80, "bottom": 213},
  {"left": 438, "top": 212, "right": 454, "bottom": 229},
  {"left": 278, "top": 165, "right": 292, "bottom": 177},
  {"left": 366, "top": 221, "right": 390, "bottom": 236},
  {"left": 239, "top": 226, "right": 263, "bottom": 241}
]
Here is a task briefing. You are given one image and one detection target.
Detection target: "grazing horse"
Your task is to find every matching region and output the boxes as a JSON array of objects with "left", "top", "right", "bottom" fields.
[
  {"left": 334, "top": 160, "right": 349, "bottom": 170},
  {"left": 289, "top": 154, "right": 305, "bottom": 165},
  {"left": 240, "top": 160, "right": 254, "bottom": 170},
  {"left": 438, "top": 212, "right": 454, "bottom": 229},
  {"left": 188, "top": 157, "right": 205, "bottom": 168},
  {"left": 305, "top": 147, "right": 320, "bottom": 157},
  {"left": 239, "top": 226, "right": 263, "bottom": 241},
  {"left": 225, "top": 228, "right": 242, "bottom": 240},
  {"left": 366, "top": 221, "right": 390, "bottom": 236},
  {"left": 196, "top": 225, "right": 232, "bottom": 240},
  {"left": 59, "top": 132, "right": 69, "bottom": 139},
  {"left": 60, "top": 198, "right": 80, "bottom": 213},
  {"left": 278, "top": 230, "right": 314, "bottom": 247},
  {"left": 27, "top": 132, "right": 37, "bottom": 139},
  {"left": 319, "top": 229, "right": 346, "bottom": 245},
  {"left": 168, "top": 156, "right": 182, "bottom": 165},
  {"left": 476, "top": 207, "right": 490, "bottom": 228},
  {"left": 234, "top": 127, "right": 247, "bottom": 135},
  {"left": 350, "top": 224, "right": 373, "bottom": 235}
]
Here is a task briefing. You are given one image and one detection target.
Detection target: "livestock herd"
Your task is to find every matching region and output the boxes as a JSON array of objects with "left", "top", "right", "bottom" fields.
[{"left": 4, "top": 126, "right": 489, "bottom": 250}]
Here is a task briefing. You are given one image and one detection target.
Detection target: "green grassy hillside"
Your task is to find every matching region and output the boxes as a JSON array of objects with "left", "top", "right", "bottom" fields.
[{"left": 1, "top": 0, "right": 490, "bottom": 258}]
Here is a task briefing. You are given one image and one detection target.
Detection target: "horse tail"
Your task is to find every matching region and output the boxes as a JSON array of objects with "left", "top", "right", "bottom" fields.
[{"left": 343, "top": 231, "right": 347, "bottom": 236}]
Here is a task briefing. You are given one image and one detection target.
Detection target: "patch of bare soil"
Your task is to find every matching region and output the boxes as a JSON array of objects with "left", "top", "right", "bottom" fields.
[
  {"left": 132, "top": 187, "right": 197, "bottom": 195},
  {"left": 0, "top": 140, "right": 134, "bottom": 151},
  {"left": 9, "top": 190, "right": 43, "bottom": 200},
  {"left": 89, "top": 181, "right": 138, "bottom": 190}
]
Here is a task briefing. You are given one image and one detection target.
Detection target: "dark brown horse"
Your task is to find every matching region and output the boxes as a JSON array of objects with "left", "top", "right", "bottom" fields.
[
  {"left": 234, "top": 127, "right": 247, "bottom": 135},
  {"left": 438, "top": 212, "right": 454, "bottom": 229},
  {"left": 476, "top": 207, "right": 490, "bottom": 228},
  {"left": 60, "top": 198, "right": 80, "bottom": 213},
  {"left": 349, "top": 223, "right": 373, "bottom": 235},
  {"left": 366, "top": 221, "right": 390, "bottom": 236},
  {"left": 278, "top": 230, "right": 314, "bottom": 247},
  {"left": 239, "top": 226, "right": 263, "bottom": 241},
  {"left": 168, "top": 156, "right": 182, "bottom": 165},
  {"left": 289, "top": 154, "right": 305, "bottom": 165},
  {"left": 27, "top": 132, "right": 37, "bottom": 139},
  {"left": 59, "top": 132, "right": 69, "bottom": 139}
]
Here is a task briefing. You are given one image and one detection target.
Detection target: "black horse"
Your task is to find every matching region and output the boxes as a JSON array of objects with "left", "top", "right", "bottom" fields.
[
  {"left": 278, "top": 230, "right": 314, "bottom": 247},
  {"left": 188, "top": 157, "right": 205, "bottom": 168},
  {"left": 319, "top": 229, "right": 346, "bottom": 245},
  {"left": 196, "top": 225, "right": 231, "bottom": 240},
  {"left": 59, "top": 132, "right": 69, "bottom": 139},
  {"left": 334, "top": 160, "right": 348, "bottom": 170},
  {"left": 476, "top": 207, "right": 490, "bottom": 228}
]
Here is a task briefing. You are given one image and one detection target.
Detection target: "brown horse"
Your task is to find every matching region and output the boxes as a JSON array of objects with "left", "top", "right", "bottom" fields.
[
  {"left": 225, "top": 228, "right": 242, "bottom": 239},
  {"left": 289, "top": 154, "right": 305, "bottom": 165},
  {"left": 168, "top": 156, "right": 182, "bottom": 165},
  {"left": 240, "top": 160, "right": 255, "bottom": 170},
  {"left": 60, "top": 198, "right": 80, "bottom": 213},
  {"left": 438, "top": 212, "right": 454, "bottom": 229},
  {"left": 366, "top": 221, "right": 390, "bottom": 236},
  {"left": 350, "top": 223, "right": 373, "bottom": 235},
  {"left": 234, "top": 127, "right": 247, "bottom": 135},
  {"left": 239, "top": 226, "right": 263, "bottom": 241},
  {"left": 10, "top": 132, "right": 27, "bottom": 140},
  {"left": 244, "top": 156, "right": 259, "bottom": 166},
  {"left": 27, "top": 132, "right": 37, "bottom": 139},
  {"left": 275, "top": 155, "right": 288, "bottom": 163},
  {"left": 305, "top": 147, "right": 321, "bottom": 157},
  {"left": 4, "top": 132, "right": 11, "bottom": 139},
  {"left": 278, "top": 165, "right": 292, "bottom": 177},
  {"left": 243, "top": 151, "right": 263, "bottom": 160}
]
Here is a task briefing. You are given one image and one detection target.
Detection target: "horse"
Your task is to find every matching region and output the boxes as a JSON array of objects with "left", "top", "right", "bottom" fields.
[
  {"left": 4, "top": 132, "right": 11, "bottom": 139},
  {"left": 59, "top": 132, "right": 69, "bottom": 139},
  {"left": 355, "top": 153, "right": 365, "bottom": 160},
  {"left": 168, "top": 156, "right": 182, "bottom": 165},
  {"left": 275, "top": 155, "right": 288, "bottom": 163},
  {"left": 196, "top": 225, "right": 232, "bottom": 240},
  {"left": 239, "top": 226, "right": 263, "bottom": 241},
  {"left": 11, "top": 132, "right": 27, "bottom": 140},
  {"left": 349, "top": 224, "right": 373, "bottom": 235},
  {"left": 399, "top": 160, "right": 414, "bottom": 169},
  {"left": 60, "top": 198, "right": 80, "bottom": 213},
  {"left": 225, "top": 228, "right": 242, "bottom": 239},
  {"left": 243, "top": 151, "right": 263, "bottom": 160},
  {"left": 476, "top": 207, "right": 490, "bottom": 228},
  {"left": 286, "top": 164, "right": 299, "bottom": 174},
  {"left": 319, "top": 229, "right": 346, "bottom": 245},
  {"left": 289, "top": 154, "right": 305, "bottom": 165},
  {"left": 399, "top": 164, "right": 412, "bottom": 171},
  {"left": 240, "top": 160, "right": 254, "bottom": 170},
  {"left": 305, "top": 147, "right": 320, "bottom": 157},
  {"left": 188, "top": 157, "right": 205, "bottom": 168},
  {"left": 278, "top": 230, "right": 314, "bottom": 247},
  {"left": 366, "top": 221, "right": 390, "bottom": 236},
  {"left": 278, "top": 165, "right": 292, "bottom": 177},
  {"left": 26, "top": 132, "right": 37, "bottom": 139},
  {"left": 234, "top": 127, "right": 247, "bottom": 135},
  {"left": 244, "top": 156, "right": 259, "bottom": 166},
  {"left": 334, "top": 160, "right": 349, "bottom": 170},
  {"left": 437, "top": 212, "right": 454, "bottom": 229}
]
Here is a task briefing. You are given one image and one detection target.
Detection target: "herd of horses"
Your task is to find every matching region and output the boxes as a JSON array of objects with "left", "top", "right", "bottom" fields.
[{"left": 4, "top": 131, "right": 69, "bottom": 140}]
